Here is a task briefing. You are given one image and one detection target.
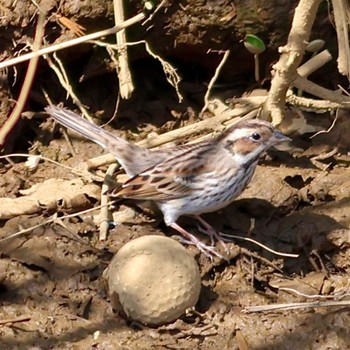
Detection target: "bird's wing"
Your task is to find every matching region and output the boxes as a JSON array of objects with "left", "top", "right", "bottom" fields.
[{"left": 112, "top": 142, "right": 216, "bottom": 201}]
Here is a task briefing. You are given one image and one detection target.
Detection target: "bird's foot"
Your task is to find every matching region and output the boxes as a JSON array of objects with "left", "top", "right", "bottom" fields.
[
  {"left": 170, "top": 223, "right": 228, "bottom": 261},
  {"left": 194, "top": 216, "right": 230, "bottom": 255}
]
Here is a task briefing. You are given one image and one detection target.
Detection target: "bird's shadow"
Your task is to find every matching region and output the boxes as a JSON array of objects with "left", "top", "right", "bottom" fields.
[{"left": 192, "top": 197, "right": 346, "bottom": 274}]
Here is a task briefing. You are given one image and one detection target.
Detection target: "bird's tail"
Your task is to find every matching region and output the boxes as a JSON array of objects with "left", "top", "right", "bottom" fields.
[
  {"left": 45, "top": 105, "right": 152, "bottom": 176},
  {"left": 45, "top": 106, "right": 126, "bottom": 149}
]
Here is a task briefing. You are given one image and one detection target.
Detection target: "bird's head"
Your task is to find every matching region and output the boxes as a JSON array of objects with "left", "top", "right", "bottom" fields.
[{"left": 218, "top": 119, "right": 291, "bottom": 166}]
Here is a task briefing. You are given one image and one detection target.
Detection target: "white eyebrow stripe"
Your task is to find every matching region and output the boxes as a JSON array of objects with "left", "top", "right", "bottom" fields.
[{"left": 229, "top": 128, "right": 253, "bottom": 140}]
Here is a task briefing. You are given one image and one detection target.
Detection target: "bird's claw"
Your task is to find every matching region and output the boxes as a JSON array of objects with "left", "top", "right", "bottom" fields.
[
  {"left": 173, "top": 234, "right": 228, "bottom": 261},
  {"left": 196, "top": 224, "right": 231, "bottom": 255},
  {"left": 196, "top": 240, "right": 229, "bottom": 261}
]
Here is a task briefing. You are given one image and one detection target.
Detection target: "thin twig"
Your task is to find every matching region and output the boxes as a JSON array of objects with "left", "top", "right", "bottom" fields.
[
  {"left": 200, "top": 50, "right": 230, "bottom": 117},
  {"left": 296, "top": 49, "right": 332, "bottom": 77},
  {"left": 143, "top": 41, "right": 182, "bottom": 102},
  {"left": 45, "top": 53, "right": 93, "bottom": 122},
  {"left": 332, "top": 0, "right": 350, "bottom": 78},
  {"left": 91, "top": 39, "right": 183, "bottom": 102},
  {"left": 0, "top": 153, "right": 103, "bottom": 182},
  {"left": 310, "top": 108, "right": 339, "bottom": 138},
  {"left": 277, "top": 287, "right": 350, "bottom": 300},
  {"left": 243, "top": 299, "right": 350, "bottom": 313},
  {"left": 231, "top": 89, "right": 346, "bottom": 113},
  {"left": 113, "top": 0, "right": 134, "bottom": 98},
  {"left": 286, "top": 94, "right": 343, "bottom": 112},
  {"left": 293, "top": 74, "right": 350, "bottom": 103},
  {"left": 0, "top": 200, "right": 118, "bottom": 244},
  {"left": 311, "top": 147, "right": 338, "bottom": 160},
  {"left": 0, "top": 12, "right": 146, "bottom": 70},
  {"left": 99, "top": 163, "right": 119, "bottom": 240},
  {"left": 0, "top": 13, "right": 45, "bottom": 145},
  {"left": 0, "top": 316, "right": 31, "bottom": 326},
  {"left": 219, "top": 232, "right": 299, "bottom": 258},
  {"left": 240, "top": 247, "right": 284, "bottom": 274},
  {"left": 143, "top": 0, "right": 167, "bottom": 24}
]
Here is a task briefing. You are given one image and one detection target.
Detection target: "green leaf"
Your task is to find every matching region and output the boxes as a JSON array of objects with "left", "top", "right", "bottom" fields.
[{"left": 244, "top": 34, "right": 266, "bottom": 55}]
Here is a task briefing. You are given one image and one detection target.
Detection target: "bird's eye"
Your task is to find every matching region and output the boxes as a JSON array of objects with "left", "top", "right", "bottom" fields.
[{"left": 251, "top": 132, "right": 261, "bottom": 141}]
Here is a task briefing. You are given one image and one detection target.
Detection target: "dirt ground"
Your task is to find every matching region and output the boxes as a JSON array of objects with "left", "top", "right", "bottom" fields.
[
  {"left": 1, "top": 105, "right": 350, "bottom": 349},
  {"left": 1, "top": 1, "right": 350, "bottom": 349}
]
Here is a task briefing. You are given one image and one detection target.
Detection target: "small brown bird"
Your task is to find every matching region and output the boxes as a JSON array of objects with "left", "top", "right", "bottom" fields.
[{"left": 45, "top": 106, "right": 290, "bottom": 258}]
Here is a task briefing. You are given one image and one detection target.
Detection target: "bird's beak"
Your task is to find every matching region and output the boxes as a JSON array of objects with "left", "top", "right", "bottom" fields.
[{"left": 271, "top": 130, "right": 291, "bottom": 144}]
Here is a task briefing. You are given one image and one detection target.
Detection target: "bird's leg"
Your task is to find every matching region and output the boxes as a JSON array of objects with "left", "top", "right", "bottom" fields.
[
  {"left": 170, "top": 223, "right": 227, "bottom": 260},
  {"left": 194, "top": 215, "right": 230, "bottom": 253}
]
